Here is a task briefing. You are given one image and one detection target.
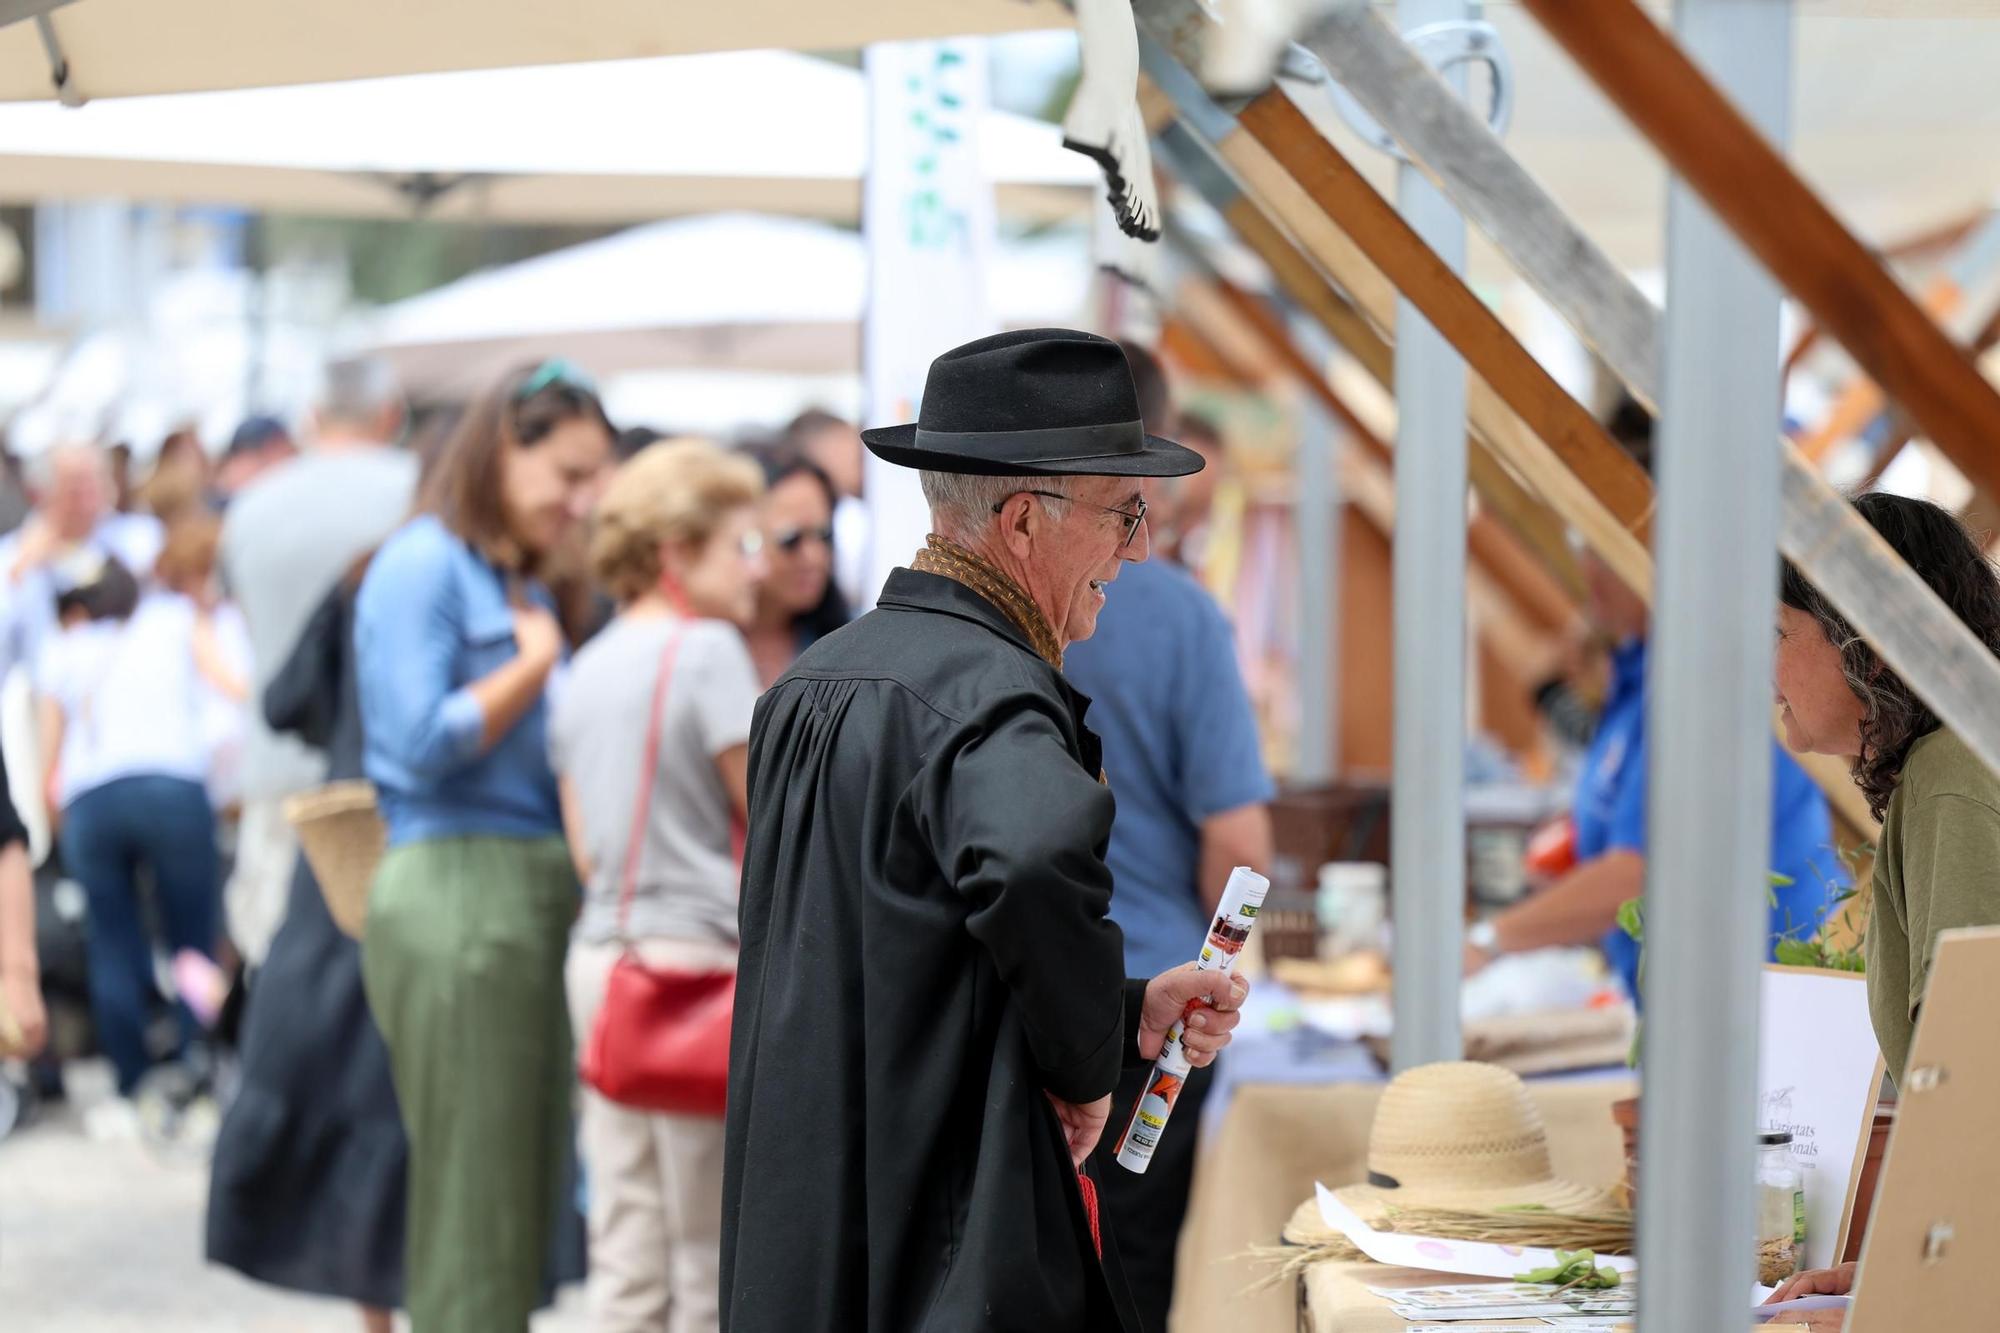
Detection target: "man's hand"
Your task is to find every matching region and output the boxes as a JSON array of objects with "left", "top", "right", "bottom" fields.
[
  {"left": 1, "top": 966, "right": 45, "bottom": 1059},
  {"left": 1139, "top": 963, "right": 1249, "bottom": 1065},
  {"left": 1765, "top": 1262, "right": 1856, "bottom": 1305},
  {"left": 1045, "top": 1091, "right": 1111, "bottom": 1169}
]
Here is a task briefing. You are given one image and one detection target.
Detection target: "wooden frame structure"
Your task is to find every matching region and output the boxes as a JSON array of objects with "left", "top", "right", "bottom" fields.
[
  {"left": 1140, "top": 30, "right": 1885, "bottom": 836},
  {"left": 1119, "top": 0, "right": 2000, "bottom": 1323},
  {"left": 1136, "top": 0, "right": 2000, "bottom": 800}
]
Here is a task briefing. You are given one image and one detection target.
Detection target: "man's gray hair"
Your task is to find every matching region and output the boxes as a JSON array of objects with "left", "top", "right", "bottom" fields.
[
  {"left": 24, "top": 440, "right": 110, "bottom": 493},
  {"left": 919, "top": 471, "right": 1068, "bottom": 545},
  {"left": 318, "top": 356, "right": 403, "bottom": 432}
]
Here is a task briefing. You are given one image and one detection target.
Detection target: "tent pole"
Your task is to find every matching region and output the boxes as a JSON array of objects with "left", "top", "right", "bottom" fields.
[
  {"left": 1638, "top": 2, "right": 1792, "bottom": 1326},
  {"left": 1384, "top": 0, "right": 1470, "bottom": 1073}
]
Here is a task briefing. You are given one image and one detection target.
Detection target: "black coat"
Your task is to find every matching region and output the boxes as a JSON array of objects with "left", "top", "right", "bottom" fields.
[
  {"left": 206, "top": 584, "right": 408, "bottom": 1306},
  {"left": 723, "top": 569, "right": 1150, "bottom": 1333}
]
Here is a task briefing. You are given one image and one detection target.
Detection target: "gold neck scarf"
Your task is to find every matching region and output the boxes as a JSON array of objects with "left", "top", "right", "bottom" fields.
[{"left": 911, "top": 533, "right": 1065, "bottom": 669}]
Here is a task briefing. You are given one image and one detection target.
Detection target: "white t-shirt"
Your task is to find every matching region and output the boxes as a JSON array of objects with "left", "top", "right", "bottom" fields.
[
  {"left": 0, "top": 511, "right": 165, "bottom": 687},
  {"left": 37, "top": 592, "right": 252, "bottom": 808}
]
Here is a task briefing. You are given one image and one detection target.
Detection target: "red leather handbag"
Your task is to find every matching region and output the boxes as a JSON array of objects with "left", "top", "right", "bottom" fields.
[{"left": 578, "top": 621, "right": 735, "bottom": 1118}]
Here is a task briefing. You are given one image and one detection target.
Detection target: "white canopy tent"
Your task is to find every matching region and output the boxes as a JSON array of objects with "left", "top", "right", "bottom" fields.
[
  {"left": 354, "top": 211, "right": 1095, "bottom": 399},
  {"left": 0, "top": 0, "right": 1071, "bottom": 101},
  {"left": 0, "top": 50, "right": 1096, "bottom": 224}
]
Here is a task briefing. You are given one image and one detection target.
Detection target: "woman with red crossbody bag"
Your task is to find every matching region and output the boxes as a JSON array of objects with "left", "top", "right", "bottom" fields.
[{"left": 548, "top": 440, "right": 767, "bottom": 1333}]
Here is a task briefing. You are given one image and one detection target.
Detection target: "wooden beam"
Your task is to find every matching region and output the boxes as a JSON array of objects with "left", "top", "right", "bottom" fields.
[
  {"left": 1165, "top": 144, "right": 1584, "bottom": 600},
  {"left": 1855, "top": 422, "right": 1915, "bottom": 493},
  {"left": 1782, "top": 210, "right": 1990, "bottom": 379},
  {"left": 1188, "top": 267, "right": 1584, "bottom": 633},
  {"left": 1236, "top": 93, "right": 1658, "bottom": 544},
  {"left": 1518, "top": 0, "right": 2000, "bottom": 506},
  {"left": 1798, "top": 275, "right": 1963, "bottom": 464},
  {"left": 1159, "top": 314, "right": 1245, "bottom": 385}
]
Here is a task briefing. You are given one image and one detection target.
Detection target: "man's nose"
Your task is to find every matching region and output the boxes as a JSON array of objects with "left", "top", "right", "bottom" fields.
[{"left": 1122, "top": 514, "right": 1151, "bottom": 562}]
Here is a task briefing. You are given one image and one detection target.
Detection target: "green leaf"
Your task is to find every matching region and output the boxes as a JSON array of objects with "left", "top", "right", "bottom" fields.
[
  {"left": 1616, "top": 898, "right": 1644, "bottom": 943},
  {"left": 1773, "top": 939, "right": 1821, "bottom": 968}
]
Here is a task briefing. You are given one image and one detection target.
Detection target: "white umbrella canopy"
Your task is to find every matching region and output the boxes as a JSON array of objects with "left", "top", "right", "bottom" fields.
[
  {"left": 0, "top": 0, "right": 1071, "bottom": 101},
  {"left": 356, "top": 211, "right": 1095, "bottom": 396},
  {"left": 0, "top": 50, "right": 1096, "bottom": 224}
]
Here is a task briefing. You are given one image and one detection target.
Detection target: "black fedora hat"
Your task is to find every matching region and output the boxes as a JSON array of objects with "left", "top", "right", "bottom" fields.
[{"left": 861, "top": 328, "right": 1205, "bottom": 478}]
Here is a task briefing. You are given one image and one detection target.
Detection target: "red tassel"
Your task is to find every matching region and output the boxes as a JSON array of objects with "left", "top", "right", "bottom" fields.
[{"left": 1076, "top": 1169, "right": 1103, "bottom": 1259}]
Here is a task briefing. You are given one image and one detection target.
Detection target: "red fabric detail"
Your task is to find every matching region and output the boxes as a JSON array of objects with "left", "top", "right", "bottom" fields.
[{"left": 1077, "top": 1169, "right": 1103, "bottom": 1259}]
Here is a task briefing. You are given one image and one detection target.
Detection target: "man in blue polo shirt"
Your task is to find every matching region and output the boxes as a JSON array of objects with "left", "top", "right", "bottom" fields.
[
  {"left": 1467, "top": 407, "right": 1844, "bottom": 996},
  {"left": 1068, "top": 343, "right": 1274, "bottom": 1333}
]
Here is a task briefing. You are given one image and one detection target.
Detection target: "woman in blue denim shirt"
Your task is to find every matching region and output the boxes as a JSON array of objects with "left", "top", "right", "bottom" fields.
[{"left": 355, "top": 363, "right": 613, "bottom": 1332}]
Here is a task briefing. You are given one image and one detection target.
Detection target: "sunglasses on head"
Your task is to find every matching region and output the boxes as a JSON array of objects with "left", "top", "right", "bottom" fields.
[
  {"left": 514, "top": 358, "right": 598, "bottom": 401},
  {"left": 771, "top": 524, "right": 835, "bottom": 553}
]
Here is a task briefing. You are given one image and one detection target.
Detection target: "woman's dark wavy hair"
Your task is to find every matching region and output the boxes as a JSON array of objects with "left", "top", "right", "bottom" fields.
[{"left": 1780, "top": 491, "right": 2000, "bottom": 819}]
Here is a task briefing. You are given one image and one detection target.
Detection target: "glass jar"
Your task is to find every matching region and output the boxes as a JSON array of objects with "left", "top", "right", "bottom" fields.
[{"left": 1756, "top": 1131, "right": 1806, "bottom": 1285}]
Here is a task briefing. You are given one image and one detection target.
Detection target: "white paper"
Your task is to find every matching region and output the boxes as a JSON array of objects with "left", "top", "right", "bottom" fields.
[
  {"left": 1753, "top": 1294, "right": 1853, "bottom": 1322},
  {"left": 1758, "top": 966, "right": 1882, "bottom": 1270},
  {"left": 1408, "top": 1320, "right": 1624, "bottom": 1328},
  {"left": 1315, "top": 1183, "right": 1639, "bottom": 1281},
  {"left": 1407, "top": 1326, "right": 1625, "bottom": 1332}
]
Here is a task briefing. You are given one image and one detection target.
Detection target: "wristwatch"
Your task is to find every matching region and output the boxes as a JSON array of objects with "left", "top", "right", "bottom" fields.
[{"left": 1467, "top": 920, "right": 1500, "bottom": 955}]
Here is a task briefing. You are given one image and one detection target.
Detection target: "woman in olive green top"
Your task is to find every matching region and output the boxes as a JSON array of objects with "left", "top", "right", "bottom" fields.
[
  {"left": 1774, "top": 491, "right": 2000, "bottom": 1083},
  {"left": 1765, "top": 491, "right": 2000, "bottom": 1307}
]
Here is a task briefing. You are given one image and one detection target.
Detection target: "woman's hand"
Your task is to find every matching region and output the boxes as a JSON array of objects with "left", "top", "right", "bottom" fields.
[
  {"left": 1766, "top": 1262, "right": 1857, "bottom": 1305},
  {"left": 511, "top": 604, "right": 564, "bottom": 671},
  {"left": 1, "top": 965, "right": 44, "bottom": 1058}
]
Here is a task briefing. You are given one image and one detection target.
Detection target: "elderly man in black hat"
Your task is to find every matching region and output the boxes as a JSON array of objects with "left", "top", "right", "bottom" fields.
[{"left": 722, "top": 329, "right": 1250, "bottom": 1333}]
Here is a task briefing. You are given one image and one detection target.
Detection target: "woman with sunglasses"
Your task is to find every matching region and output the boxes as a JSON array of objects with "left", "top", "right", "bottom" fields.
[
  {"left": 742, "top": 448, "right": 850, "bottom": 688},
  {"left": 354, "top": 361, "right": 614, "bottom": 1332}
]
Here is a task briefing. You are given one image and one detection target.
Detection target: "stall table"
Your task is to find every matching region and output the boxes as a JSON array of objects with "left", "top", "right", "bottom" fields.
[{"left": 1169, "top": 1074, "right": 1635, "bottom": 1332}]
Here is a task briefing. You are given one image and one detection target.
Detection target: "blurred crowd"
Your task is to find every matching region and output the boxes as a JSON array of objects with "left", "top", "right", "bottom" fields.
[{"left": 0, "top": 343, "right": 1266, "bottom": 1333}]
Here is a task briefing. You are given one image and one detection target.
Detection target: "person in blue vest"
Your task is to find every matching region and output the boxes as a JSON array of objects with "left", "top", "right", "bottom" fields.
[
  {"left": 1067, "top": 343, "right": 1275, "bottom": 1333},
  {"left": 1466, "top": 403, "right": 1845, "bottom": 997}
]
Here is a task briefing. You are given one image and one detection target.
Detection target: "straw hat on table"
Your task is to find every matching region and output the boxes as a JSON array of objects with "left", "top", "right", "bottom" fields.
[{"left": 1333, "top": 1061, "right": 1620, "bottom": 1219}]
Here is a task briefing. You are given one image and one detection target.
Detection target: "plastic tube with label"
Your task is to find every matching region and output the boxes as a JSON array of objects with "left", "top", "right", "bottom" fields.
[{"left": 1113, "top": 865, "right": 1270, "bottom": 1173}]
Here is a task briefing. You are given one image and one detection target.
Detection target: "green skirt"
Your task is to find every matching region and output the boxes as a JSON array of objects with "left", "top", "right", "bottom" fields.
[{"left": 361, "top": 834, "right": 577, "bottom": 1332}]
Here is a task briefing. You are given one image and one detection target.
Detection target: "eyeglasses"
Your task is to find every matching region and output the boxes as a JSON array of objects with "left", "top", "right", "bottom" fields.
[
  {"left": 994, "top": 489, "right": 1149, "bottom": 549},
  {"left": 771, "top": 524, "right": 834, "bottom": 553}
]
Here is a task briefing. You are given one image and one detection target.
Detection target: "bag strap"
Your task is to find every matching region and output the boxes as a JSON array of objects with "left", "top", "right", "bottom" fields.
[{"left": 616, "top": 619, "right": 687, "bottom": 939}]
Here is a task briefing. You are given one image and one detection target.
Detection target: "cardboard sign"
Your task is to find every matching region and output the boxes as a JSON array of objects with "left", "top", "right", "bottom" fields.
[
  {"left": 1758, "top": 964, "right": 1884, "bottom": 1271},
  {"left": 1847, "top": 927, "right": 2000, "bottom": 1332}
]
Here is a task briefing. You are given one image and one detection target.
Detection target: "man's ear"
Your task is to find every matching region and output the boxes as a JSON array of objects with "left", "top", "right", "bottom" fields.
[{"left": 995, "top": 492, "right": 1039, "bottom": 559}]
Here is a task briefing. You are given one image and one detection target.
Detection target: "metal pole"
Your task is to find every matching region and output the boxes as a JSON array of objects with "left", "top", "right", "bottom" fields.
[
  {"left": 1640, "top": 3, "right": 1791, "bottom": 1329},
  {"left": 1291, "top": 341, "right": 1341, "bottom": 784},
  {"left": 1389, "top": 0, "right": 1469, "bottom": 1072}
]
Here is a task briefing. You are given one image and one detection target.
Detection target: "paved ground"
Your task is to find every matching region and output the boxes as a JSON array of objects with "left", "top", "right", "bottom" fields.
[{"left": 0, "top": 1062, "right": 587, "bottom": 1333}]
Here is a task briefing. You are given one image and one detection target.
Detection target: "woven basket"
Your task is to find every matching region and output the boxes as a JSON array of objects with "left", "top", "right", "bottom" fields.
[{"left": 282, "top": 781, "right": 386, "bottom": 941}]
